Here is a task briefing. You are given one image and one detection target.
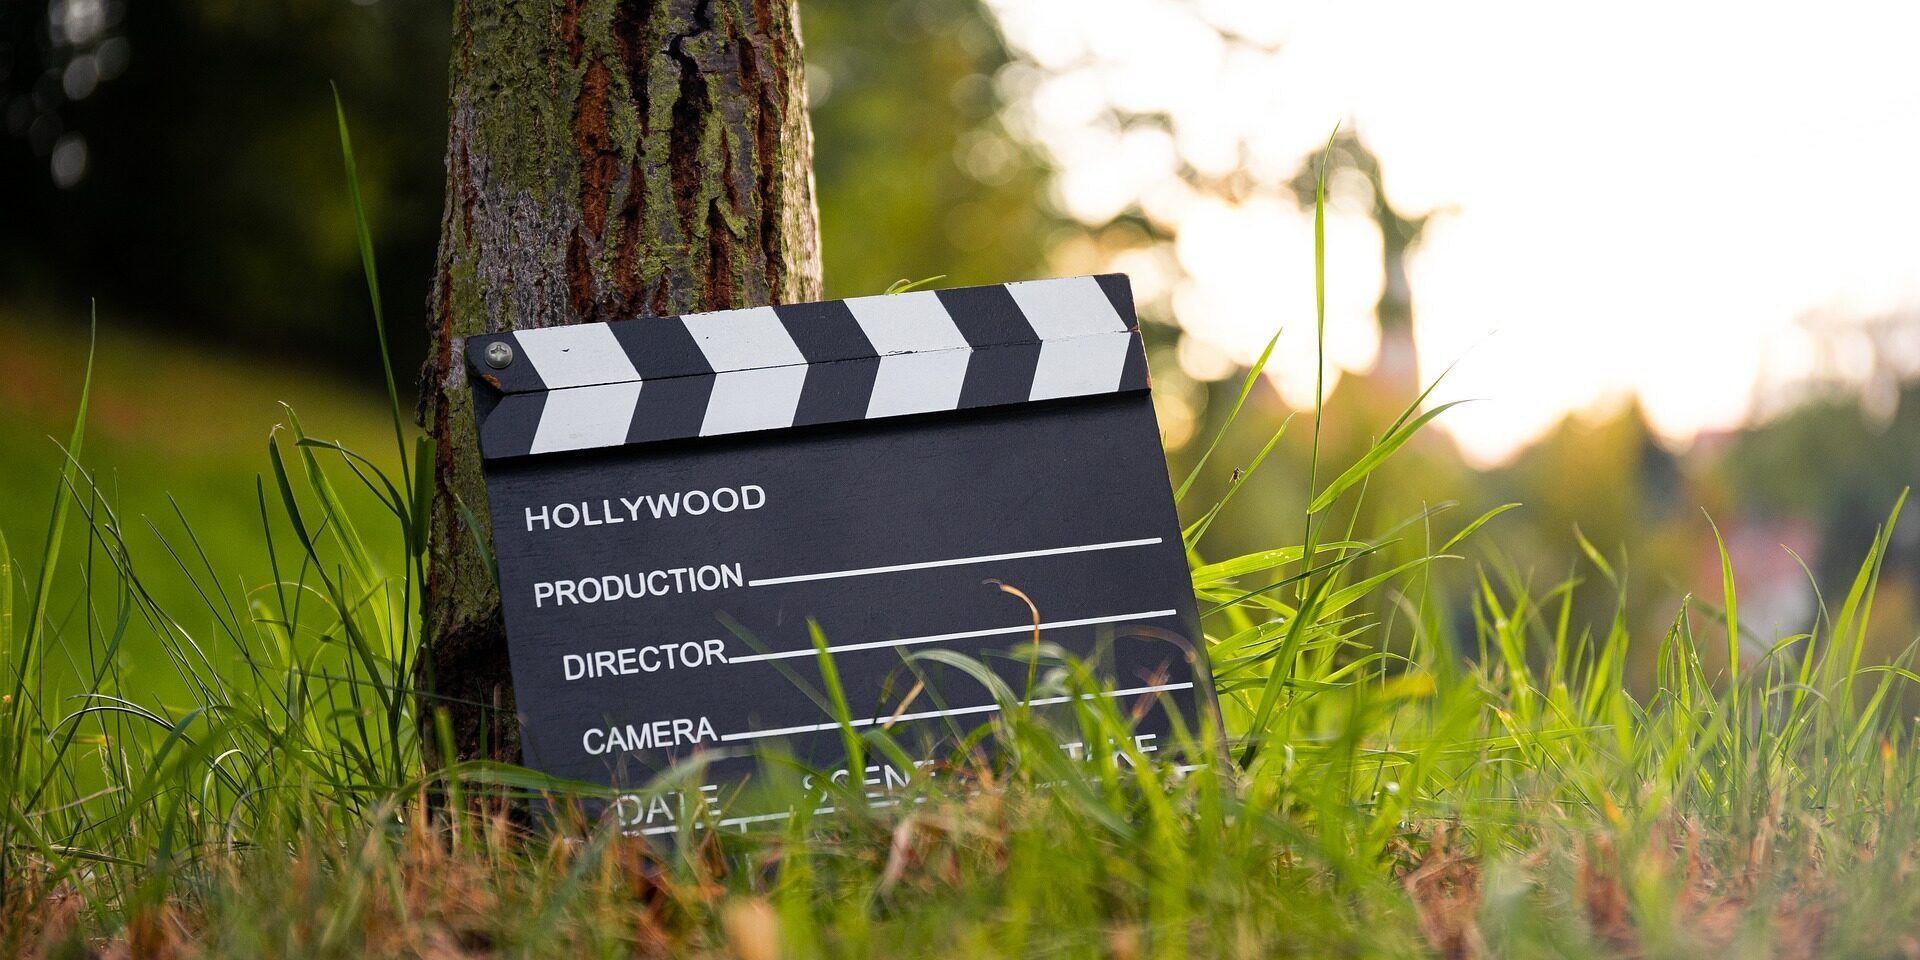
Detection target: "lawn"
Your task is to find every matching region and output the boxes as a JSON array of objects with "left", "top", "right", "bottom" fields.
[{"left": 3, "top": 306, "right": 1917, "bottom": 957}]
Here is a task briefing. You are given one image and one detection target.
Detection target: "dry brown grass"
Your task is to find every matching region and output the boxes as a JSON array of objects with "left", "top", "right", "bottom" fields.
[{"left": 8, "top": 805, "right": 1913, "bottom": 959}]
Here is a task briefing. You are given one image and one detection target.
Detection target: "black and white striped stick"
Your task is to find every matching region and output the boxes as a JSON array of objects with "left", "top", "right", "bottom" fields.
[{"left": 467, "top": 274, "right": 1149, "bottom": 459}]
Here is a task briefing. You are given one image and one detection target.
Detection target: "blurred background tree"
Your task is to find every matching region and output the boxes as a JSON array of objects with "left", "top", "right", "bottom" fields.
[
  {"left": 1, "top": 0, "right": 1053, "bottom": 373},
  {"left": 2, "top": 1, "right": 450, "bottom": 376}
]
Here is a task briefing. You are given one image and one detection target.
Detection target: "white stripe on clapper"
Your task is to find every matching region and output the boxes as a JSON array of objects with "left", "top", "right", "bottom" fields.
[
  {"left": 843, "top": 290, "right": 973, "bottom": 418},
  {"left": 529, "top": 382, "right": 642, "bottom": 454},
  {"left": 681, "top": 306, "right": 810, "bottom": 436},
  {"left": 512, "top": 323, "right": 640, "bottom": 389},
  {"left": 1006, "top": 276, "right": 1133, "bottom": 401}
]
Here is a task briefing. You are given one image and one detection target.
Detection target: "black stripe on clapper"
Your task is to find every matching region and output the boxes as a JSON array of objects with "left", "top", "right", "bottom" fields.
[
  {"left": 479, "top": 392, "right": 546, "bottom": 459},
  {"left": 466, "top": 333, "right": 549, "bottom": 395},
  {"left": 1093, "top": 273, "right": 1138, "bottom": 325},
  {"left": 607, "top": 316, "right": 715, "bottom": 443},
  {"left": 1095, "top": 274, "right": 1151, "bottom": 392},
  {"left": 776, "top": 300, "right": 880, "bottom": 426},
  {"left": 1119, "top": 332, "right": 1150, "bottom": 391},
  {"left": 940, "top": 284, "right": 1042, "bottom": 408}
]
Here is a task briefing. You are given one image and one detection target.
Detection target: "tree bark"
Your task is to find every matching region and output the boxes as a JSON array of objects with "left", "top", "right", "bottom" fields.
[{"left": 419, "top": 0, "right": 822, "bottom": 764}]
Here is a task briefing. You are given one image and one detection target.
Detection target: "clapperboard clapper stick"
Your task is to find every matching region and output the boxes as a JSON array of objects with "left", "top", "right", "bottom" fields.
[{"left": 467, "top": 274, "right": 1214, "bottom": 836}]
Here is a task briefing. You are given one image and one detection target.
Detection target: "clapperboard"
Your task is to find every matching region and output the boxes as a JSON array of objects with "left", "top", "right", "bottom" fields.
[{"left": 467, "top": 274, "right": 1210, "bottom": 835}]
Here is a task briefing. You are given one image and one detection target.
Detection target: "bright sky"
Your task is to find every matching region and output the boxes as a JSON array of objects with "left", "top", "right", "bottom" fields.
[{"left": 985, "top": 0, "right": 1920, "bottom": 464}]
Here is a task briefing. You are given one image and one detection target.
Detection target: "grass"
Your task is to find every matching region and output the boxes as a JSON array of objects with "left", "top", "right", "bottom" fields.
[
  {"left": 0, "top": 305, "right": 401, "bottom": 659},
  {"left": 3, "top": 123, "right": 1920, "bottom": 959}
]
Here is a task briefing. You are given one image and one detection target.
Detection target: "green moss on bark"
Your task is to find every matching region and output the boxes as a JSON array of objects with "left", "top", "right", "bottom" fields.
[{"left": 420, "top": 0, "right": 822, "bottom": 763}]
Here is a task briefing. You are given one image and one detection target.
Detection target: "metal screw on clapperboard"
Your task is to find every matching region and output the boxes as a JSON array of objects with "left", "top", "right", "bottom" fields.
[{"left": 485, "top": 340, "right": 515, "bottom": 369}]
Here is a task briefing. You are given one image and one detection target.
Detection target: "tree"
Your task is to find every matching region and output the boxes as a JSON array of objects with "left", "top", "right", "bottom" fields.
[{"left": 419, "top": 0, "right": 823, "bottom": 763}]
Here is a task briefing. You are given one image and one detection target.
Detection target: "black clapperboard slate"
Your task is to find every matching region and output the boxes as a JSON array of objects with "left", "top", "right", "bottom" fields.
[{"left": 467, "top": 274, "right": 1211, "bottom": 835}]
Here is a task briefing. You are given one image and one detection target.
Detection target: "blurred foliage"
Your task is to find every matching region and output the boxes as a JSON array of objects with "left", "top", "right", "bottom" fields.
[
  {"left": 1, "top": 0, "right": 1051, "bottom": 374},
  {"left": 1722, "top": 388, "right": 1920, "bottom": 589},
  {"left": 5, "top": 0, "right": 1920, "bottom": 700},
  {"left": 806, "top": 0, "right": 1057, "bottom": 297},
  {"left": 2, "top": 1, "right": 450, "bottom": 376}
]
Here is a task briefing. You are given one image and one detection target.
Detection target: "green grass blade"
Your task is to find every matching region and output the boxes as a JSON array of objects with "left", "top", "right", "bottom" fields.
[
  {"left": 884, "top": 275, "right": 947, "bottom": 294},
  {"left": 1174, "top": 329, "right": 1282, "bottom": 503},
  {"left": 1307, "top": 401, "right": 1467, "bottom": 514},
  {"left": 17, "top": 311, "right": 94, "bottom": 679},
  {"left": 809, "top": 621, "right": 864, "bottom": 784},
  {"left": 9, "top": 307, "right": 95, "bottom": 810},
  {"left": 1440, "top": 502, "right": 1521, "bottom": 554},
  {"left": 0, "top": 529, "right": 12, "bottom": 657},
  {"left": 332, "top": 86, "right": 411, "bottom": 486}
]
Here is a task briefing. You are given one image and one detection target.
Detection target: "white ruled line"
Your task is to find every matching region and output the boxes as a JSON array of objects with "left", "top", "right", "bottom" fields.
[
  {"left": 637, "top": 807, "right": 825, "bottom": 836},
  {"left": 641, "top": 810, "right": 806, "bottom": 833},
  {"left": 631, "top": 764, "right": 1215, "bottom": 836},
  {"left": 745, "top": 537, "right": 1164, "bottom": 588},
  {"left": 634, "top": 799, "right": 904, "bottom": 837},
  {"left": 727, "top": 609, "right": 1179, "bottom": 664},
  {"left": 717, "top": 681, "right": 1194, "bottom": 744}
]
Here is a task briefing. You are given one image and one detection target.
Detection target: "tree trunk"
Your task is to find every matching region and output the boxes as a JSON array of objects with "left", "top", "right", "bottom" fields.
[{"left": 419, "top": 0, "right": 822, "bottom": 764}]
